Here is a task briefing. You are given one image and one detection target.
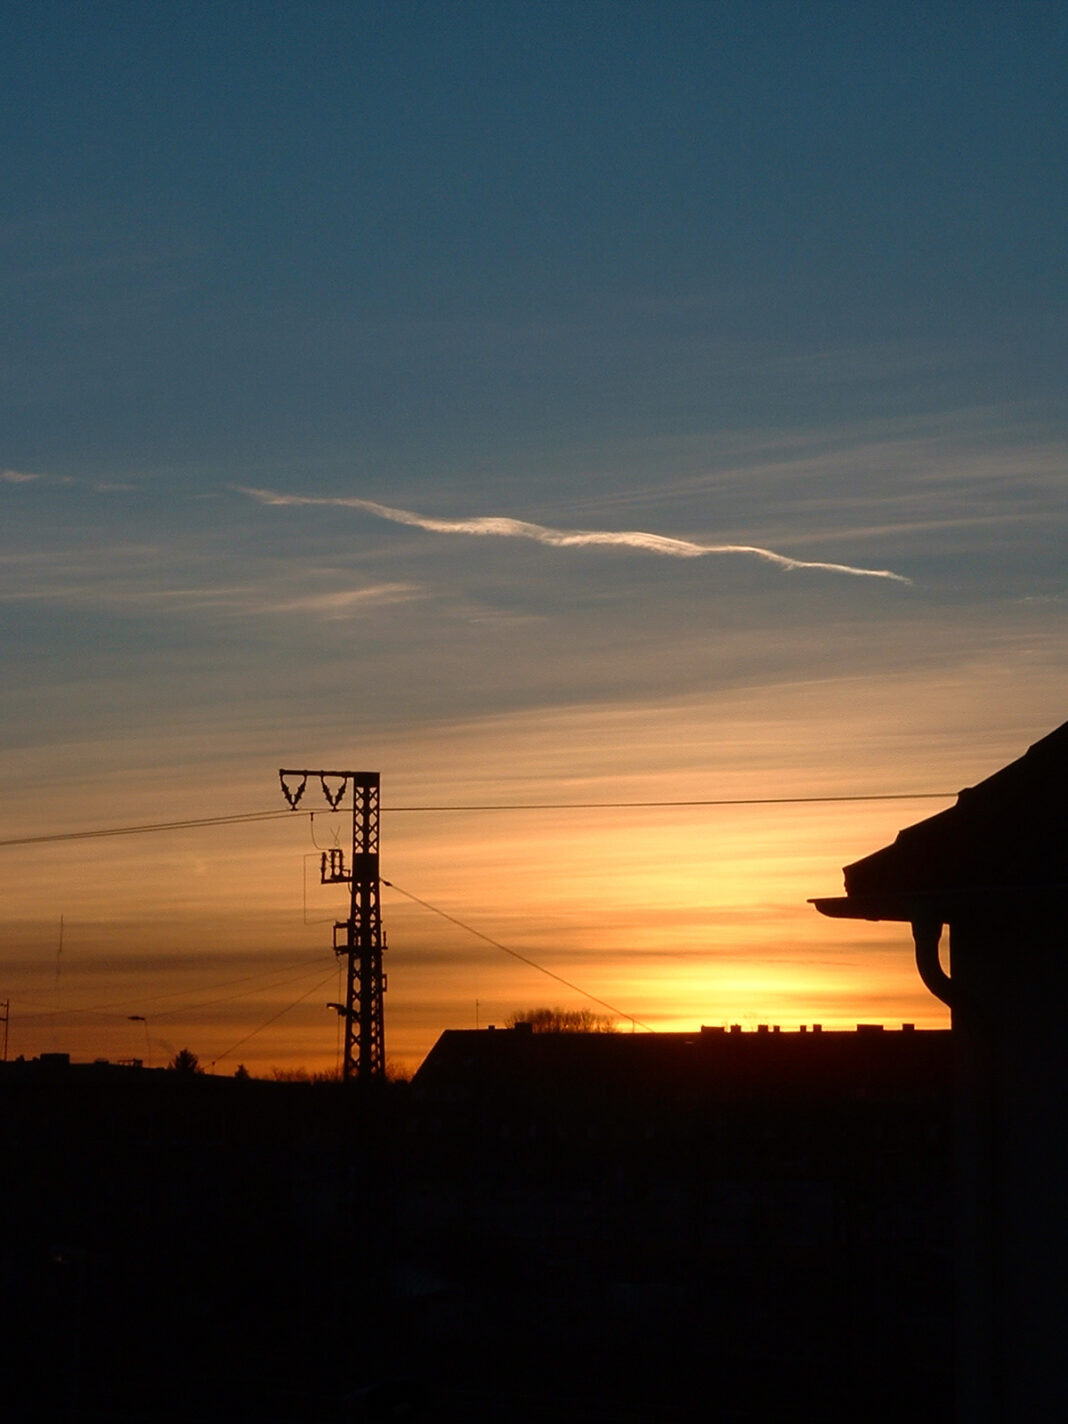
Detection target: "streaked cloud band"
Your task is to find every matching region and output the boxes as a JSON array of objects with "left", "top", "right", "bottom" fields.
[{"left": 237, "top": 487, "right": 912, "bottom": 583}]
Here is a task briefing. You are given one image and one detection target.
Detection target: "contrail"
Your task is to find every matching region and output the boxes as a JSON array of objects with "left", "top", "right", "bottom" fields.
[{"left": 237, "top": 486, "right": 912, "bottom": 583}]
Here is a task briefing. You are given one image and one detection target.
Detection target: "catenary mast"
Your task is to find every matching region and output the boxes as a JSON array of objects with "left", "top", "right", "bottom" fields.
[{"left": 279, "top": 770, "right": 386, "bottom": 1081}]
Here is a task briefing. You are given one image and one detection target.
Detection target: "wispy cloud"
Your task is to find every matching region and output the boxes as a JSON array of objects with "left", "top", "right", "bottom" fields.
[
  {"left": 237, "top": 487, "right": 912, "bottom": 583},
  {"left": 0, "top": 542, "right": 420, "bottom": 620},
  {"left": 2, "top": 466, "right": 126, "bottom": 491},
  {"left": 264, "top": 583, "right": 421, "bottom": 616},
  {"left": 0, "top": 576, "right": 420, "bottom": 620}
]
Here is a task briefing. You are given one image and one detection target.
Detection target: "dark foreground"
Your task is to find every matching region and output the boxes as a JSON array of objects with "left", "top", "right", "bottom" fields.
[{"left": 1, "top": 1029, "right": 952, "bottom": 1422}]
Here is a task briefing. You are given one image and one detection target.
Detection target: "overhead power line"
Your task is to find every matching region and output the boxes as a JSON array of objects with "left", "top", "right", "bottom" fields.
[
  {"left": 211, "top": 969, "right": 340, "bottom": 1069},
  {"left": 382, "top": 877, "right": 655, "bottom": 1033},
  {"left": 0, "top": 809, "right": 295, "bottom": 849},
  {"left": 11, "top": 952, "right": 336, "bottom": 1022},
  {"left": 0, "top": 790, "right": 954, "bottom": 850}
]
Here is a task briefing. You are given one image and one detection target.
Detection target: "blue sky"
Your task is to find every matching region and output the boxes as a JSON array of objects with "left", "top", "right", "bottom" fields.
[{"left": 2, "top": 3, "right": 1066, "bottom": 1070}]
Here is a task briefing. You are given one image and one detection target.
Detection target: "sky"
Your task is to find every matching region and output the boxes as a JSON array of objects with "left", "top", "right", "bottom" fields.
[{"left": 2, "top": 2, "right": 1066, "bottom": 1074}]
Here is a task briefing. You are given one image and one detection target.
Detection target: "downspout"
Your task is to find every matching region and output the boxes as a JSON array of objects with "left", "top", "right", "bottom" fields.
[{"left": 912, "top": 918, "right": 952, "bottom": 1007}]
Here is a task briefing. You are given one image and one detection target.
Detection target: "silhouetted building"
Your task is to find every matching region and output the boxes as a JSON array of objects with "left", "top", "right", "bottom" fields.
[
  {"left": 3, "top": 1026, "right": 956, "bottom": 1422},
  {"left": 813, "top": 718, "right": 1068, "bottom": 1423},
  {"left": 408, "top": 1024, "right": 953, "bottom": 1419},
  {"left": 413, "top": 1021, "right": 950, "bottom": 1112}
]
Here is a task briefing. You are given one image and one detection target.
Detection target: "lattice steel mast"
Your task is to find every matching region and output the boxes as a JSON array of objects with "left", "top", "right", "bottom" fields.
[{"left": 279, "top": 769, "right": 386, "bottom": 1081}]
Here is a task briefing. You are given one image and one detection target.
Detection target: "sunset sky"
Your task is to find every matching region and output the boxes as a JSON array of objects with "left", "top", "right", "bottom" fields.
[{"left": 3, "top": 3, "right": 1066, "bottom": 1074}]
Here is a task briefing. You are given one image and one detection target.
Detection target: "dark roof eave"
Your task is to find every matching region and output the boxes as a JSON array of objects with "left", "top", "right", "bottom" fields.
[
  {"left": 811, "top": 894, "right": 930, "bottom": 923},
  {"left": 811, "top": 885, "right": 1068, "bottom": 924}
]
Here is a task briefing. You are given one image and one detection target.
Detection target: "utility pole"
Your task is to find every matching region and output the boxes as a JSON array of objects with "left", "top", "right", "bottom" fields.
[
  {"left": 279, "top": 770, "right": 386, "bottom": 1082},
  {"left": 1, "top": 1000, "right": 8, "bottom": 1062}
]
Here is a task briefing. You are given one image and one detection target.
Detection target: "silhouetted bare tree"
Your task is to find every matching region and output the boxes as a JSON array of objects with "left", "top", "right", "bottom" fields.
[
  {"left": 268, "top": 1066, "right": 341, "bottom": 1083},
  {"left": 506, "top": 1006, "right": 616, "bottom": 1033}
]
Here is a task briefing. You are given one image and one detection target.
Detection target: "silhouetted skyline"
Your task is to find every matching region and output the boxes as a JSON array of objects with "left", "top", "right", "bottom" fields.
[{"left": 1, "top": 1020, "right": 954, "bottom": 1421}]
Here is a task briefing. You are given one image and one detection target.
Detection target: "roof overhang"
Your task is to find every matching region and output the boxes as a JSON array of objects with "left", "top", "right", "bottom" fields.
[
  {"left": 811, "top": 886, "right": 1068, "bottom": 924},
  {"left": 811, "top": 894, "right": 930, "bottom": 923}
]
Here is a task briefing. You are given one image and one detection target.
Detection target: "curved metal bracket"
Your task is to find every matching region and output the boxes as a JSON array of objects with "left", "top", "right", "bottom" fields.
[
  {"left": 279, "top": 770, "right": 307, "bottom": 809},
  {"left": 320, "top": 774, "right": 348, "bottom": 811},
  {"left": 912, "top": 919, "right": 952, "bottom": 1007}
]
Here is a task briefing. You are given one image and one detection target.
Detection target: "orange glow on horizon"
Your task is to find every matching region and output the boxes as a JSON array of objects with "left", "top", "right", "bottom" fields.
[{"left": 6, "top": 680, "right": 1053, "bottom": 1073}]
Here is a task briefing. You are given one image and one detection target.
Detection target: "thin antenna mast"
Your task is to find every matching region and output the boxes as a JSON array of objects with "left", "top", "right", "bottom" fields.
[{"left": 279, "top": 770, "right": 386, "bottom": 1082}]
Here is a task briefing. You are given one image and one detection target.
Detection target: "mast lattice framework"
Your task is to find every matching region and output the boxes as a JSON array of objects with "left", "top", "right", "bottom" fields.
[{"left": 279, "top": 769, "right": 386, "bottom": 1081}]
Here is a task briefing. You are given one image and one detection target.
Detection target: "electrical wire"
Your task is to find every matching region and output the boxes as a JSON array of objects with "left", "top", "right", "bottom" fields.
[
  {"left": 307, "top": 810, "right": 341, "bottom": 851},
  {"left": 384, "top": 793, "right": 953, "bottom": 811},
  {"left": 0, "top": 809, "right": 295, "bottom": 848},
  {"left": 10, "top": 951, "right": 334, "bottom": 1021},
  {"left": 211, "top": 969, "right": 339, "bottom": 1068},
  {"left": 147, "top": 959, "right": 338, "bottom": 1021},
  {"left": 0, "top": 789, "right": 954, "bottom": 850},
  {"left": 382, "top": 877, "right": 654, "bottom": 1032}
]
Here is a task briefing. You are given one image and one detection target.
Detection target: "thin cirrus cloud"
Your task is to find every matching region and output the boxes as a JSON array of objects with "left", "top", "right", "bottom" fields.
[
  {"left": 2, "top": 467, "right": 80, "bottom": 485},
  {"left": 0, "top": 539, "right": 419, "bottom": 620},
  {"left": 265, "top": 583, "right": 421, "bottom": 616},
  {"left": 236, "top": 487, "right": 913, "bottom": 584},
  {"left": 2, "top": 466, "right": 129, "bottom": 491}
]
